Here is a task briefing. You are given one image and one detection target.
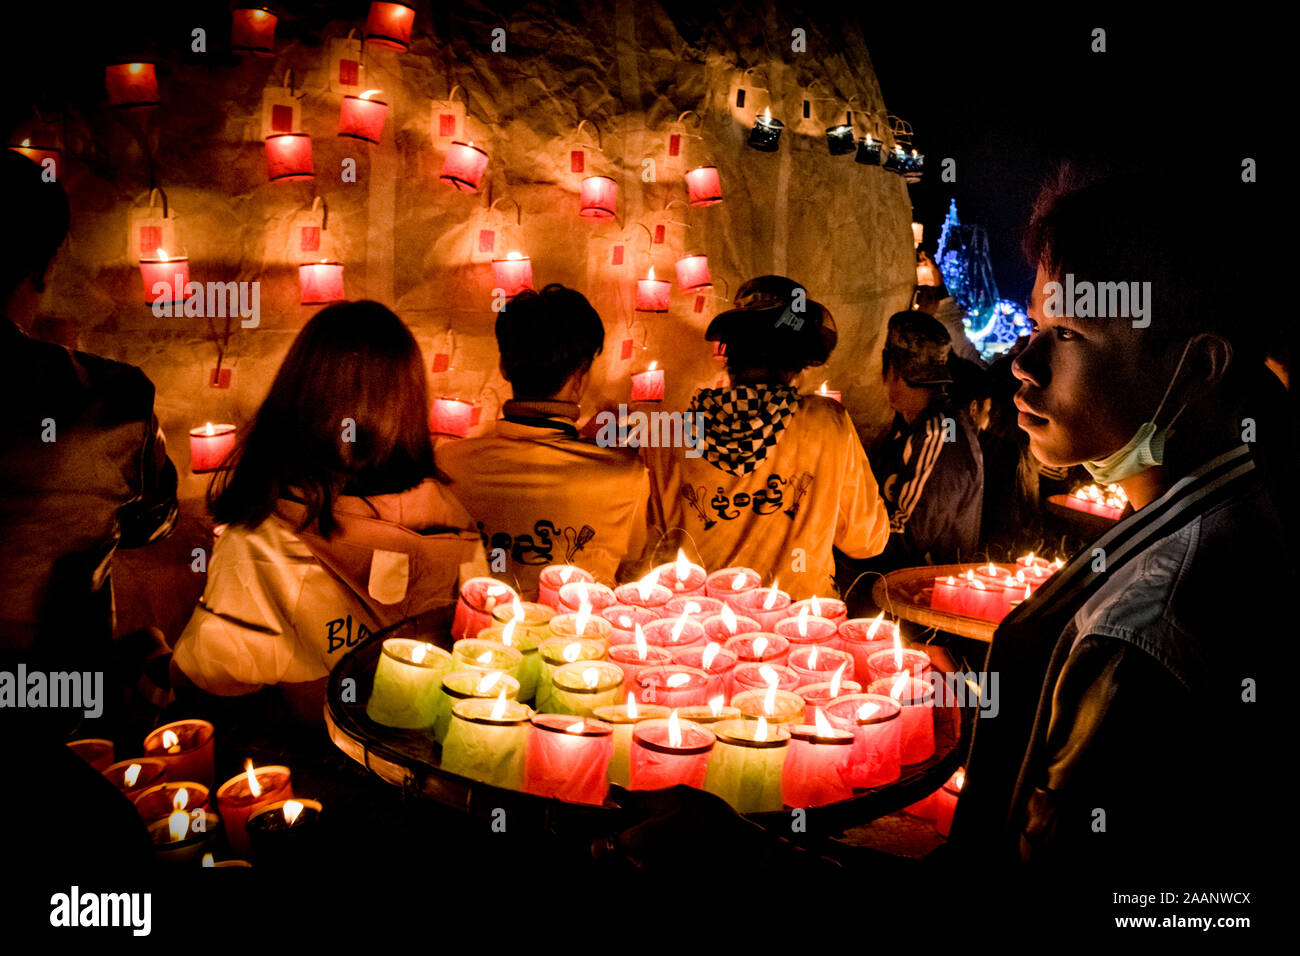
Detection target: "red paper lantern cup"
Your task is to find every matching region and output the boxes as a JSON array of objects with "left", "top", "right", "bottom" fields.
[
  {"left": 189, "top": 423, "right": 237, "bottom": 473},
  {"left": 338, "top": 94, "right": 389, "bottom": 144},
  {"left": 635, "top": 275, "right": 672, "bottom": 313},
  {"left": 298, "top": 261, "right": 345, "bottom": 304},
  {"left": 231, "top": 7, "right": 278, "bottom": 56},
  {"left": 440, "top": 141, "right": 488, "bottom": 192},
  {"left": 684, "top": 165, "right": 722, "bottom": 206},
  {"left": 491, "top": 254, "right": 534, "bottom": 298},
  {"left": 523, "top": 714, "right": 614, "bottom": 805},
  {"left": 629, "top": 717, "right": 714, "bottom": 790},
  {"left": 675, "top": 254, "right": 711, "bottom": 292},
  {"left": 139, "top": 256, "right": 191, "bottom": 305},
  {"left": 579, "top": 175, "right": 618, "bottom": 220},
  {"left": 630, "top": 366, "right": 665, "bottom": 402},
  {"left": 9, "top": 143, "right": 60, "bottom": 178},
  {"left": 266, "top": 133, "right": 314, "bottom": 182},
  {"left": 364, "top": 1, "right": 416, "bottom": 50},
  {"left": 431, "top": 398, "right": 474, "bottom": 437},
  {"left": 105, "top": 62, "right": 160, "bottom": 109}
]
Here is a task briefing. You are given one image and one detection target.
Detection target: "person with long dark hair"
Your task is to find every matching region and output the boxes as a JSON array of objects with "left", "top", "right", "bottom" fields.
[{"left": 171, "top": 301, "right": 481, "bottom": 720}]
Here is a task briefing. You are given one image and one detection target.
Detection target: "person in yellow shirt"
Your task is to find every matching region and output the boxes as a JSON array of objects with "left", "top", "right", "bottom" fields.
[
  {"left": 644, "top": 276, "right": 890, "bottom": 598},
  {"left": 437, "top": 284, "right": 649, "bottom": 599}
]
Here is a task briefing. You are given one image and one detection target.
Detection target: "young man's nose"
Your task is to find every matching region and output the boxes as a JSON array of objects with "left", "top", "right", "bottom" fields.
[{"left": 1012, "top": 334, "right": 1049, "bottom": 387}]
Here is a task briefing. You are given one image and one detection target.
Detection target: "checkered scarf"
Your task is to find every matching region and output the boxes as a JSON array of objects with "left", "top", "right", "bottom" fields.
[{"left": 689, "top": 383, "right": 801, "bottom": 475}]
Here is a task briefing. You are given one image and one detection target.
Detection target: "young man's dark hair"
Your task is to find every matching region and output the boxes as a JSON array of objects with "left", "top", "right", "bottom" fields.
[
  {"left": 0, "top": 150, "right": 70, "bottom": 299},
  {"left": 495, "top": 283, "right": 605, "bottom": 399},
  {"left": 709, "top": 274, "right": 836, "bottom": 381}
]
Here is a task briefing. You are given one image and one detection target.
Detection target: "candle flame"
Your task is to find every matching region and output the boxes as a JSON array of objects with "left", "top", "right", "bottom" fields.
[
  {"left": 814, "top": 707, "right": 834, "bottom": 736},
  {"left": 635, "top": 573, "right": 657, "bottom": 603},
  {"left": 634, "top": 623, "right": 648, "bottom": 658},
  {"left": 20, "top": 138, "right": 31, "bottom": 147},
  {"left": 830, "top": 661, "right": 846, "bottom": 697},
  {"left": 202, "top": 853, "right": 214, "bottom": 867},
  {"left": 511, "top": 596, "right": 525, "bottom": 619},
  {"left": 582, "top": 666, "right": 600, "bottom": 688},
  {"left": 763, "top": 681, "right": 777, "bottom": 713},
  {"left": 796, "top": 603, "right": 809, "bottom": 637},
  {"left": 720, "top": 603, "right": 738, "bottom": 633},
  {"left": 683, "top": 601, "right": 701, "bottom": 615},
  {"left": 162, "top": 729, "right": 180, "bottom": 752},
  {"left": 965, "top": 677, "right": 982, "bottom": 699},
  {"left": 759, "top": 664, "right": 779, "bottom": 687},
  {"left": 675, "top": 548, "right": 690, "bottom": 582},
  {"left": 617, "top": 614, "right": 632, "bottom": 628},
  {"left": 647, "top": 265, "right": 656, "bottom": 281},
  {"left": 762, "top": 106, "right": 771, "bottom": 121},
  {"left": 506, "top": 250, "right": 523, "bottom": 260},
  {"left": 893, "top": 632, "right": 904, "bottom": 671},
  {"left": 172, "top": 787, "right": 189, "bottom": 811},
  {"left": 965, "top": 570, "right": 976, "bottom": 583},
  {"left": 752, "top": 635, "right": 769, "bottom": 659},
  {"left": 763, "top": 581, "right": 780, "bottom": 610},
  {"left": 818, "top": 380, "right": 830, "bottom": 393},
  {"left": 1024, "top": 584, "right": 1032, "bottom": 600},
  {"left": 562, "top": 641, "right": 582, "bottom": 663},
  {"left": 575, "top": 602, "right": 592, "bottom": 635},
  {"left": 889, "top": 673, "right": 909, "bottom": 699},
  {"left": 731, "top": 571, "right": 746, "bottom": 590},
  {"left": 648, "top": 360, "right": 658, "bottom": 372},
  {"left": 411, "top": 643, "right": 427, "bottom": 664},
  {"left": 667, "top": 709, "right": 682, "bottom": 747},
  {"left": 666, "top": 672, "right": 691, "bottom": 689},
  {"left": 566, "top": 720, "right": 585, "bottom": 733},
  {"left": 972, "top": 579, "right": 987, "bottom": 591},
  {"left": 953, "top": 768, "right": 966, "bottom": 790},
  {"left": 476, "top": 650, "right": 494, "bottom": 666},
  {"left": 283, "top": 800, "right": 304, "bottom": 825},
  {"left": 156, "top": 247, "right": 169, "bottom": 262},
  {"left": 627, "top": 691, "right": 638, "bottom": 718},
  {"left": 754, "top": 715, "right": 768, "bottom": 742},
  {"left": 245, "top": 758, "right": 262, "bottom": 798},
  {"left": 477, "top": 671, "right": 502, "bottom": 693},
  {"left": 702, "top": 642, "right": 720, "bottom": 670},
  {"left": 359, "top": 89, "right": 381, "bottom": 100},
  {"left": 866, "top": 133, "right": 874, "bottom": 144},
  {"left": 670, "top": 615, "right": 688, "bottom": 643},
  {"left": 168, "top": 810, "right": 190, "bottom": 842},
  {"left": 808, "top": 644, "right": 820, "bottom": 669},
  {"left": 490, "top": 687, "right": 508, "bottom": 720},
  {"left": 857, "top": 701, "right": 880, "bottom": 720},
  {"left": 124, "top": 763, "right": 142, "bottom": 787},
  {"left": 866, "top": 612, "right": 884, "bottom": 639},
  {"left": 810, "top": 595, "right": 822, "bottom": 616},
  {"left": 501, "top": 617, "right": 517, "bottom": 647},
  {"left": 560, "top": 566, "right": 575, "bottom": 584},
  {"left": 983, "top": 563, "right": 997, "bottom": 575},
  {"left": 709, "top": 695, "right": 724, "bottom": 716}
]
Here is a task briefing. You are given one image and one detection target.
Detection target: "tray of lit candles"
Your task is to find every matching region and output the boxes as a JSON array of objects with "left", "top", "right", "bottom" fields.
[
  {"left": 1047, "top": 482, "right": 1129, "bottom": 534},
  {"left": 324, "top": 553, "right": 965, "bottom": 835},
  {"left": 870, "top": 553, "right": 1065, "bottom": 642}
]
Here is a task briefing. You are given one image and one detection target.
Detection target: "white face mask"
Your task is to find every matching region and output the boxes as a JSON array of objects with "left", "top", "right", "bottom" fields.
[{"left": 1082, "top": 338, "right": 1195, "bottom": 484}]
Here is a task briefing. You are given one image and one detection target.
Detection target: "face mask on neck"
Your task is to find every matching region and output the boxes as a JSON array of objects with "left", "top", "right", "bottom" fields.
[{"left": 1082, "top": 338, "right": 1196, "bottom": 484}]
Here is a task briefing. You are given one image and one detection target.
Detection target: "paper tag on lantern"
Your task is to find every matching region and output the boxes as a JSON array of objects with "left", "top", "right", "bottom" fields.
[
  {"left": 620, "top": 338, "right": 634, "bottom": 360},
  {"left": 694, "top": 294, "right": 707, "bottom": 314},
  {"left": 431, "top": 353, "right": 450, "bottom": 373},
  {"left": 469, "top": 406, "right": 483, "bottom": 427},
  {"left": 663, "top": 123, "right": 696, "bottom": 172},
  {"left": 261, "top": 86, "right": 302, "bottom": 139},
  {"left": 470, "top": 225, "right": 503, "bottom": 264},
  {"left": 796, "top": 94, "right": 835, "bottom": 135},
  {"left": 430, "top": 99, "right": 466, "bottom": 141},
  {"left": 126, "top": 206, "right": 177, "bottom": 263},
  {"left": 284, "top": 209, "right": 336, "bottom": 263},
  {"left": 653, "top": 225, "right": 666, "bottom": 244},
  {"left": 328, "top": 37, "right": 366, "bottom": 95},
  {"left": 730, "top": 74, "right": 771, "bottom": 122},
  {"left": 570, "top": 150, "right": 585, "bottom": 174}
]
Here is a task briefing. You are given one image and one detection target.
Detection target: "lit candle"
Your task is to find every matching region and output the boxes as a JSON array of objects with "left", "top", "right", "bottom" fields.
[
  {"left": 298, "top": 260, "right": 345, "bottom": 304},
  {"left": 338, "top": 90, "right": 388, "bottom": 144},
  {"left": 579, "top": 175, "right": 618, "bottom": 220},
  {"left": 704, "top": 567, "right": 761, "bottom": 605},
  {"left": 149, "top": 808, "right": 220, "bottom": 865},
  {"left": 663, "top": 595, "right": 723, "bottom": 619},
  {"left": 201, "top": 854, "right": 251, "bottom": 868},
  {"left": 188, "top": 423, "right": 237, "bottom": 473},
  {"left": 139, "top": 248, "right": 191, "bottom": 305},
  {"left": 450, "top": 577, "right": 518, "bottom": 641},
  {"left": 724, "top": 632, "right": 790, "bottom": 667},
  {"left": 684, "top": 165, "right": 722, "bottom": 206},
  {"left": 9, "top": 139, "right": 60, "bottom": 178},
  {"left": 814, "top": 381, "right": 842, "bottom": 403},
  {"left": 674, "top": 254, "right": 712, "bottom": 292},
  {"left": 365, "top": 638, "right": 453, "bottom": 728},
  {"left": 265, "top": 133, "right": 314, "bottom": 182},
  {"left": 635, "top": 266, "right": 672, "bottom": 312},
  {"left": 786, "top": 595, "right": 847, "bottom": 628},
  {"left": 103, "top": 759, "right": 167, "bottom": 802},
  {"left": 612, "top": 575, "right": 672, "bottom": 615},
  {"left": 628, "top": 712, "right": 715, "bottom": 790},
  {"left": 934, "top": 767, "right": 965, "bottom": 837},
  {"left": 142, "top": 719, "right": 215, "bottom": 788},
  {"left": 641, "top": 616, "right": 706, "bottom": 653},
  {"left": 430, "top": 397, "right": 475, "bottom": 437},
  {"left": 600, "top": 605, "right": 659, "bottom": 646},
  {"left": 782, "top": 709, "right": 855, "bottom": 808},
  {"left": 733, "top": 583, "right": 792, "bottom": 631},
  {"left": 732, "top": 685, "right": 805, "bottom": 725},
  {"left": 105, "top": 62, "right": 160, "bottom": 109},
  {"left": 630, "top": 362, "right": 666, "bottom": 402},
  {"left": 748, "top": 107, "right": 783, "bottom": 151},
  {"left": 653, "top": 550, "right": 706, "bottom": 596},
  {"left": 671, "top": 642, "right": 737, "bottom": 703},
  {"left": 450, "top": 638, "right": 524, "bottom": 685},
  {"left": 825, "top": 123, "right": 856, "bottom": 155},
  {"left": 865, "top": 642, "right": 931, "bottom": 686},
  {"left": 732, "top": 662, "right": 801, "bottom": 695},
  {"left": 231, "top": 6, "right": 278, "bottom": 55},
  {"left": 824, "top": 693, "right": 903, "bottom": 788},
  {"left": 592, "top": 694, "right": 671, "bottom": 789},
  {"left": 133, "top": 781, "right": 210, "bottom": 822},
  {"left": 855, "top": 133, "right": 882, "bottom": 166},
  {"left": 432, "top": 669, "right": 520, "bottom": 743},
  {"left": 548, "top": 661, "right": 626, "bottom": 716},
  {"left": 363, "top": 0, "right": 416, "bottom": 50},
  {"left": 67, "top": 738, "right": 114, "bottom": 772},
  {"left": 929, "top": 574, "right": 968, "bottom": 614},
  {"left": 774, "top": 605, "right": 838, "bottom": 648},
  {"left": 634, "top": 664, "right": 712, "bottom": 709},
  {"left": 867, "top": 674, "right": 935, "bottom": 765},
  {"left": 547, "top": 609, "right": 614, "bottom": 644},
  {"left": 673, "top": 697, "right": 742, "bottom": 726},
  {"left": 795, "top": 672, "right": 862, "bottom": 723},
  {"left": 535, "top": 635, "right": 606, "bottom": 714},
  {"left": 441, "top": 691, "right": 533, "bottom": 789},
  {"left": 523, "top": 714, "right": 614, "bottom": 805},
  {"left": 704, "top": 717, "right": 789, "bottom": 813},
  {"left": 440, "top": 141, "right": 489, "bottom": 192},
  {"left": 484, "top": 609, "right": 547, "bottom": 702},
  {"left": 701, "top": 604, "right": 759, "bottom": 644},
  {"left": 962, "top": 573, "right": 1004, "bottom": 621},
  {"left": 215, "top": 761, "right": 292, "bottom": 858},
  {"left": 788, "top": 644, "right": 855, "bottom": 686},
  {"left": 1016, "top": 551, "right": 1051, "bottom": 570},
  {"left": 835, "top": 614, "right": 900, "bottom": 678},
  {"left": 558, "top": 581, "right": 617, "bottom": 616},
  {"left": 491, "top": 251, "right": 534, "bottom": 298},
  {"left": 246, "top": 798, "right": 324, "bottom": 867},
  {"left": 537, "top": 565, "right": 593, "bottom": 609},
  {"left": 608, "top": 625, "right": 674, "bottom": 695}
]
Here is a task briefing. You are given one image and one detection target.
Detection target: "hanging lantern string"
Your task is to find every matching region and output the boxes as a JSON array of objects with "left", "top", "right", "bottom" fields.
[
  {"left": 675, "top": 110, "right": 703, "bottom": 134},
  {"left": 310, "top": 196, "right": 328, "bottom": 230},
  {"left": 488, "top": 196, "right": 522, "bottom": 226},
  {"left": 629, "top": 221, "right": 655, "bottom": 257},
  {"left": 574, "top": 118, "right": 604, "bottom": 152}
]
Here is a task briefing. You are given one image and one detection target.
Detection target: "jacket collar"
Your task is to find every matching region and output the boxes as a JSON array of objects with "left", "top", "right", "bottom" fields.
[{"left": 502, "top": 399, "right": 580, "bottom": 437}]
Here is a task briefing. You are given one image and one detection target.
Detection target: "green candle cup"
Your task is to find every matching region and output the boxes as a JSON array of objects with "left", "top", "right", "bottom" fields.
[
  {"left": 591, "top": 701, "right": 672, "bottom": 788},
  {"left": 732, "top": 687, "right": 807, "bottom": 725},
  {"left": 704, "top": 718, "right": 791, "bottom": 813},
  {"left": 547, "top": 660, "right": 625, "bottom": 716},
  {"left": 536, "top": 636, "right": 607, "bottom": 713},
  {"left": 432, "top": 669, "right": 520, "bottom": 743},
  {"left": 548, "top": 611, "right": 613, "bottom": 644},
  {"left": 366, "top": 638, "right": 454, "bottom": 730},
  {"left": 451, "top": 638, "right": 524, "bottom": 684},
  {"left": 441, "top": 696, "right": 534, "bottom": 790},
  {"left": 478, "top": 622, "right": 543, "bottom": 702}
]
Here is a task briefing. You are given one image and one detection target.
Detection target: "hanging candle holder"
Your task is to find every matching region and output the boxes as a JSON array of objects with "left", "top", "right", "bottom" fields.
[
  {"left": 825, "top": 103, "right": 858, "bottom": 156},
  {"left": 132, "top": 189, "right": 193, "bottom": 306},
  {"left": 902, "top": 148, "right": 925, "bottom": 183},
  {"left": 440, "top": 140, "right": 489, "bottom": 192},
  {"left": 231, "top": 6, "right": 278, "bottom": 57},
  {"left": 339, "top": 88, "right": 389, "bottom": 144},
  {"left": 266, "top": 133, "right": 313, "bottom": 182},
  {"left": 431, "top": 398, "right": 475, "bottom": 437},
  {"left": 8, "top": 114, "right": 63, "bottom": 179},
  {"left": 748, "top": 106, "right": 783, "bottom": 152},
  {"left": 487, "top": 199, "right": 533, "bottom": 298},
  {"left": 572, "top": 119, "right": 618, "bottom": 221},
  {"left": 855, "top": 108, "right": 886, "bottom": 166},
  {"left": 364, "top": 1, "right": 416, "bottom": 51},
  {"left": 296, "top": 200, "right": 344, "bottom": 304},
  {"left": 105, "top": 61, "right": 160, "bottom": 110}
]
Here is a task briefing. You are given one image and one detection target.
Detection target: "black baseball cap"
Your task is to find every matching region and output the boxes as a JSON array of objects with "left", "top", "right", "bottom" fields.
[{"left": 705, "top": 275, "right": 837, "bottom": 364}]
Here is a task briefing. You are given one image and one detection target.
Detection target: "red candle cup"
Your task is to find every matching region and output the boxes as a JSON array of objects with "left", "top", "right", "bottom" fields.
[
  {"left": 782, "top": 718, "right": 855, "bottom": 808},
  {"left": 612, "top": 582, "right": 672, "bottom": 615},
  {"left": 788, "top": 644, "right": 855, "bottom": 686},
  {"left": 608, "top": 643, "right": 674, "bottom": 696},
  {"left": 215, "top": 765, "right": 292, "bottom": 859},
  {"left": 733, "top": 587, "right": 792, "bottom": 631},
  {"left": 934, "top": 767, "right": 965, "bottom": 837},
  {"left": 67, "top": 738, "right": 114, "bottom": 772},
  {"left": 139, "top": 254, "right": 191, "bottom": 305},
  {"left": 642, "top": 616, "right": 706, "bottom": 653},
  {"left": 364, "top": 0, "right": 416, "bottom": 50},
  {"left": 231, "top": 6, "right": 278, "bottom": 56},
  {"left": 549, "top": 661, "right": 625, "bottom": 716},
  {"left": 246, "top": 798, "right": 324, "bottom": 868},
  {"left": 675, "top": 254, "right": 711, "bottom": 292},
  {"left": 702, "top": 608, "right": 760, "bottom": 644},
  {"left": 724, "top": 632, "right": 790, "bottom": 667},
  {"left": 9, "top": 142, "right": 61, "bottom": 179},
  {"left": 865, "top": 646, "right": 931, "bottom": 685},
  {"left": 962, "top": 575, "right": 1005, "bottom": 621},
  {"left": 671, "top": 643, "right": 737, "bottom": 703},
  {"left": 635, "top": 271, "right": 672, "bottom": 312},
  {"left": 538, "top": 565, "right": 593, "bottom": 609},
  {"left": 868, "top": 676, "right": 935, "bottom": 764},
  {"left": 704, "top": 566, "right": 761, "bottom": 604},
  {"left": 105, "top": 62, "right": 160, "bottom": 109},
  {"left": 929, "top": 574, "right": 968, "bottom": 614},
  {"left": 298, "top": 261, "right": 345, "bottom": 304},
  {"left": 440, "top": 141, "right": 489, "bottom": 192},
  {"left": 523, "top": 714, "right": 614, "bottom": 805},
  {"left": 339, "top": 93, "right": 389, "bottom": 144},
  {"left": 634, "top": 664, "right": 712, "bottom": 709},
  {"left": 143, "top": 719, "right": 216, "bottom": 788},
  {"left": 558, "top": 581, "right": 617, "bottom": 616},
  {"left": 601, "top": 606, "right": 659, "bottom": 646},
  {"left": 451, "top": 578, "right": 519, "bottom": 642},
  {"left": 684, "top": 165, "right": 722, "bottom": 206},
  {"left": 430, "top": 397, "right": 475, "bottom": 437},
  {"left": 836, "top": 616, "right": 901, "bottom": 677},
  {"left": 787, "top": 597, "right": 847, "bottom": 629},
  {"left": 579, "top": 175, "right": 617, "bottom": 220},
  {"left": 796, "top": 680, "right": 862, "bottom": 723},
  {"left": 266, "top": 133, "right": 313, "bottom": 182},
  {"left": 491, "top": 253, "right": 534, "bottom": 298},
  {"left": 733, "top": 662, "right": 801, "bottom": 695},
  {"left": 824, "top": 693, "right": 903, "bottom": 788},
  {"left": 630, "top": 365, "right": 666, "bottom": 402},
  {"left": 150, "top": 808, "right": 222, "bottom": 865},
  {"left": 653, "top": 555, "right": 707, "bottom": 597},
  {"left": 103, "top": 758, "right": 168, "bottom": 802},
  {"left": 1016, "top": 553, "right": 1051, "bottom": 571},
  {"left": 774, "top": 612, "right": 838, "bottom": 649},
  {"left": 663, "top": 595, "right": 722, "bottom": 619},
  {"left": 629, "top": 716, "right": 714, "bottom": 790},
  {"left": 134, "top": 781, "right": 210, "bottom": 822},
  {"left": 814, "top": 384, "right": 842, "bottom": 403}
]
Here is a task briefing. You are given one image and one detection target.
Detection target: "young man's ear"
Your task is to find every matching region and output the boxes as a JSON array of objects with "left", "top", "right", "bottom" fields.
[{"left": 1191, "top": 333, "right": 1233, "bottom": 389}]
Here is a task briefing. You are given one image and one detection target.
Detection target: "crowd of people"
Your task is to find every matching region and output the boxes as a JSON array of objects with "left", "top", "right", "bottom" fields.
[{"left": 2, "top": 147, "right": 1291, "bottom": 890}]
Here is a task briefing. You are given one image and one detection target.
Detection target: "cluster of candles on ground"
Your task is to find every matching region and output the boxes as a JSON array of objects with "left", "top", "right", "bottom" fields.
[
  {"left": 364, "top": 550, "right": 958, "bottom": 822},
  {"left": 66, "top": 722, "right": 320, "bottom": 866},
  {"left": 929, "top": 553, "right": 1065, "bottom": 622},
  {"left": 1064, "top": 483, "right": 1128, "bottom": 521}
]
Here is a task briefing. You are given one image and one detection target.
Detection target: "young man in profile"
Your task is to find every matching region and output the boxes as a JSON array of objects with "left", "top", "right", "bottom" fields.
[{"left": 437, "top": 284, "right": 648, "bottom": 599}]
